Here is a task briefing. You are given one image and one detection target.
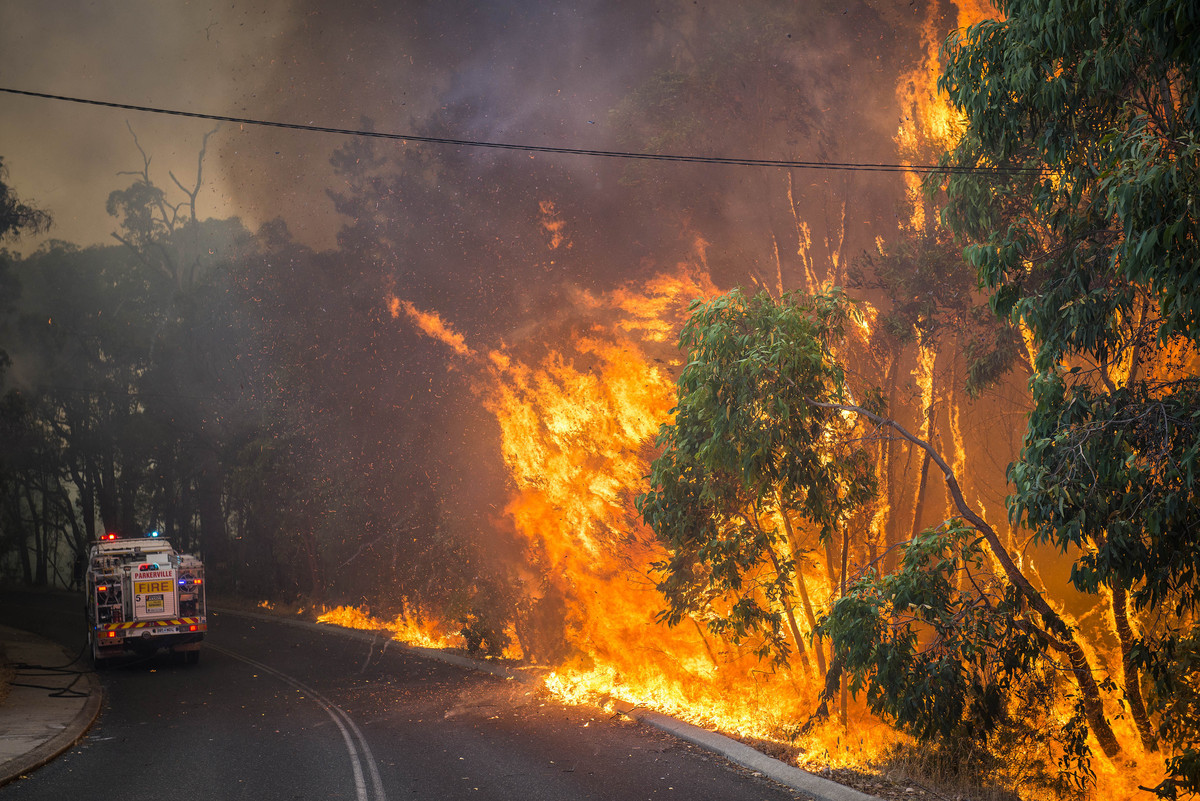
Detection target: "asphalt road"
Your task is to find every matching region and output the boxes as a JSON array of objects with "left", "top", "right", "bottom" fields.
[{"left": 0, "top": 590, "right": 809, "bottom": 801}]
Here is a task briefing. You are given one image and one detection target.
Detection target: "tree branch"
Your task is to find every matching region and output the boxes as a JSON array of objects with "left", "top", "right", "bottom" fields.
[{"left": 805, "top": 394, "right": 1123, "bottom": 757}]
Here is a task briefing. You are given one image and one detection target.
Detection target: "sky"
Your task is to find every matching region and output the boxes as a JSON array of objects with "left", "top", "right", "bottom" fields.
[
  {"left": 0, "top": 0, "right": 684, "bottom": 254},
  {"left": 0, "top": 2, "right": 295, "bottom": 249},
  {"left": 0, "top": 0, "right": 935, "bottom": 259}
]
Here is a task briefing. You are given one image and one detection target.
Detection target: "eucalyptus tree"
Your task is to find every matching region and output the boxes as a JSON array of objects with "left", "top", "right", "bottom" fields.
[
  {"left": 4, "top": 130, "right": 257, "bottom": 585},
  {"left": 0, "top": 156, "right": 50, "bottom": 376},
  {"left": 935, "top": 0, "right": 1200, "bottom": 794},
  {"left": 637, "top": 289, "right": 876, "bottom": 675},
  {"left": 848, "top": 231, "right": 1024, "bottom": 570},
  {"left": 100, "top": 127, "right": 259, "bottom": 566},
  {"left": 0, "top": 157, "right": 49, "bottom": 242},
  {"left": 643, "top": 285, "right": 1114, "bottom": 794}
]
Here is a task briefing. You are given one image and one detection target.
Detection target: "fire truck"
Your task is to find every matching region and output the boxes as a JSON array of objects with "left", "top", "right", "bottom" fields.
[{"left": 85, "top": 532, "right": 207, "bottom": 666}]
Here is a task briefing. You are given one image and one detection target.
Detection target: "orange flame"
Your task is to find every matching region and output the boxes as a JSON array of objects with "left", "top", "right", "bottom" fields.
[
  {"left": 388, "top": 295, "right": 475, "bottom": 358},
  {"left": 539, "top": 199, "right": 572, "bottom": 251},
  {"left": 349, "top": 10, "right": 1171, "bottom": 791},
  {"left": 380, "top": 269, "right": 909, "bottom": 768},
  {"left": 318, "top": 604, "right": 461, "bottom": 650},
  {"left": 895, "top": 0, "right": 1001, "bottom": 231}
]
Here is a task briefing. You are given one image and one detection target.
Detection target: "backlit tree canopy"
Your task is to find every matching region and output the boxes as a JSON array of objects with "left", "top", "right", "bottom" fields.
[
  {"left": 938, "top": 0, "right": 1200, "bottom": 795},
  {"left": 637, "top": 289, "right": 875, "bottom": 667},
  {"left": 0, "top": 157, "right": 49, "bottom": 242}
]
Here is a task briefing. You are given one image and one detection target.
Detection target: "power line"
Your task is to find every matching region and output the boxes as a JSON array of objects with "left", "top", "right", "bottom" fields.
[{"left": 0, "top": 86, "right": 1039, "bottom": 176}]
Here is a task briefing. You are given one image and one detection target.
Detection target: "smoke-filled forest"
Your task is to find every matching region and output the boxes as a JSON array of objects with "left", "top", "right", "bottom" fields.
[{"left": 1, "top": 1, "right": 1197, "bottom": 799}]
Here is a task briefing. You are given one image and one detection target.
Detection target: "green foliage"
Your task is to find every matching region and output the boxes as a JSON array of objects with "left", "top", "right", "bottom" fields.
[
  {"left": 1010, "top": 377, "right": 1200, "bottom": 614},
  {"left": 819, "top": 523, "right": 1036, "bottom": 739},
  {"left": 638, "top": 288, "right": 874, "bottom": 662},
  {"left": 818, "top": 521, "right": 1094, "bottom": 793},
  {"left": 1136, "top": 631, "right": 1200, "bottom": 800},
  {"left": 938, "top": 0, "right": 1200, "bottom": 365},
  {"left": 938, "top": 0, "right": 1200, "bottom": 792}
]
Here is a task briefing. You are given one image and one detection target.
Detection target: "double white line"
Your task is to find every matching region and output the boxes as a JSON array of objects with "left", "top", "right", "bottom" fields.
[{"left": 208, "top": 643, "right": 387, "bottom": 801}]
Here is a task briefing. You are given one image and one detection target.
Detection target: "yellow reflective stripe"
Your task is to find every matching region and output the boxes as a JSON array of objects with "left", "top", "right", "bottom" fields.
[{"left": 101, "top": 618, "right": 200, "bottom": 631}]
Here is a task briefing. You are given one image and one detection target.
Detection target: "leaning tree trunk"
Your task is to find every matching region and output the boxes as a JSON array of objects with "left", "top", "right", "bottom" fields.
[
  {"left": 924, "top": 443, "right": 1122, "bottom": 757},
  {"left": 809, "top": 398, "right": 1124, "bottom": 759}
]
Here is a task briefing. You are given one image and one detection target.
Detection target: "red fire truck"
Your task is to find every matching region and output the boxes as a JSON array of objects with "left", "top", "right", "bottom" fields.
[{"left": 85, "top": 532, "right": 207, "bottom": 666}]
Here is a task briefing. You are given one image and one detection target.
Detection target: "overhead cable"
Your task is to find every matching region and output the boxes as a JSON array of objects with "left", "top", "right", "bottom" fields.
[{"left": 0, "top": 86, "right": 1042, "bottom": 176}]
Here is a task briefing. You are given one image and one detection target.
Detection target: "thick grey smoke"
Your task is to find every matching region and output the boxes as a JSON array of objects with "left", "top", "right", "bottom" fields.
[
  {"left": 0, "top": 0, "right": 937, "bottom": 273},
  {"left": 0, "top": 0, "right": 972, "bottom": 620},
  {"left": 0, "top": 1, "right": 298, "bottom": 250}
]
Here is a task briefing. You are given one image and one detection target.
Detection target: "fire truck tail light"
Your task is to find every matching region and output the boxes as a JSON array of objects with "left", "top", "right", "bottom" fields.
[
  {"left": 189, "top": 624, "right": 198, "bottom": 632},
  {"left": 97, "top": 585, "right": 107, "bottom": 592},
  {"left": 105, "top": 631, "right": 117, "bottom": 639}
]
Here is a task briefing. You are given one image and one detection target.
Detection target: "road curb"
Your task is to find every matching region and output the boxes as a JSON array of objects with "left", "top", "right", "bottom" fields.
[
  {"left": 215, "top": 607, "right": 882, "bottom": 801},
  {"left": 0, "top": 640, "right": 103, "bottom": 788},
  {"left": 614, "top": 702, "right": 880, "bottom": 801}
]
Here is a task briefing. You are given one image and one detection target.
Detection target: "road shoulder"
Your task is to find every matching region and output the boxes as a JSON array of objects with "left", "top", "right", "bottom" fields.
[{"left": 0, "top": 626, "right": 102, "bottom": 787}]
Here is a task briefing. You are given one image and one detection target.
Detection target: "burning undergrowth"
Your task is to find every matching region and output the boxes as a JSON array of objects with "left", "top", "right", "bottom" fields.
[{"left": 324, "top": 253, "right": 908, "bottom": 774}]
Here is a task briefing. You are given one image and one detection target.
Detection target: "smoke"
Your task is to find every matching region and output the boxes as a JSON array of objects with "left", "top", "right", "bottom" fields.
[
  {"left": 1, "top": 0, "right": 938, "bottom": 269},
  {"left": 0, "top": 1, "right": 299, "bottom": 251},
  {"left": 201, "top": 0, "right": 664, "bottom": 252},
  {"left": 208, "top": 0, "right": 951, "bottom": 627},
  {"left": 0, "top": 0, "right": 979, "bottom": 618}
]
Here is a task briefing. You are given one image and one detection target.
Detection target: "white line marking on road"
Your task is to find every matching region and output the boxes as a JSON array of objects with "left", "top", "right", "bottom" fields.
[{"left": 208, "top": 643, "right": 387, "bottom": 801}]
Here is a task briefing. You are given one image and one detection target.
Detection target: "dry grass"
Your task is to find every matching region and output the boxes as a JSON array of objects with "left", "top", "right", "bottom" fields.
[{"left": 875, "top": 741, "right": 1037, "bottom": 801}]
